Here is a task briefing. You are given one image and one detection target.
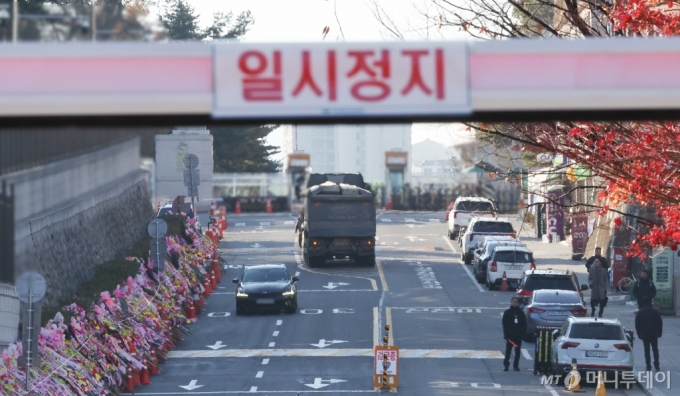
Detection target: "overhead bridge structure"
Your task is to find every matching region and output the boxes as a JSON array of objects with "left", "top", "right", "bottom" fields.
[{"left": 1, "top": 38, "right": 680, "bottom": 126}]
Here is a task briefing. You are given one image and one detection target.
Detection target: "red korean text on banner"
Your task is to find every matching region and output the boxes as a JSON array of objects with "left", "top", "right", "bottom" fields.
[
  {"left": 239, "top": 50, "right": 282, "bottom": 101},
  {"left": 291, "top": 51, "right": 338, "bottom": 101},
  {"left": 401, "top": 49, "right": 445, "bottom": 99},
  {"left": 347, "top": 50, "right": 391, "bottom": 102}
]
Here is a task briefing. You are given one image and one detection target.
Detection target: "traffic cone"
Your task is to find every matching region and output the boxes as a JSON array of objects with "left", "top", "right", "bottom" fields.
[
  {"left": 157, "top": 200, "right": 162, "bottom": 214},
  {"left": 123, "top": 364, "right": 135, "bottom": 393},
  {"left": 186, "top": 299, "right": 197, "bottom": 320},
  {"left": 199, "top": 293, "right": 205, "bottom": 307},
  {"left": 140, "top": 356, "right": 152, "bottom": 385},
  {"left": 235, "top": 201, "right": 241, "bottom": 214},
  {"left": 266, "top": 197, "right": 273, "bottom": 213},
  {"left": 210, "top": 270, "right": 217, "bottom": 289},
  {"left": 149, "top": 349, "right": 160, "bottom": 375},
  {"left": 565, "top": 359, "right": 583, "bottom": 392},
  {"left": 220, "top": 207, "right": 227, "bottom": 230},
  {"left": 130, "top": 344, "right": 141, "bottom": 386},
  {"left": 210, "top": 200, "right": 216, "bottom": 217},
  {"left": 500, "top": 271, "right": 509, "bottom": 291},
  {"left": 595, "top": 371, "right": 606, "bottom": 396},
  {"left": 203, "top": 276, "right": 212, "bottom": 296}
]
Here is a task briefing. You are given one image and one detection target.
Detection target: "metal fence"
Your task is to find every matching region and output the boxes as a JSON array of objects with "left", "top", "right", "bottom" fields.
[{"left": 0, "top": 129, "right": 133, "bottom": 176}]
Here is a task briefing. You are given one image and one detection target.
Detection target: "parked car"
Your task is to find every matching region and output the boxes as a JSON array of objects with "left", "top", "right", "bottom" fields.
[
  {"left": 233, "top": 264, "right": 299, "bottom": 315},
  {"left": 461, "top": 217, "right": 516, "bottom": 265},
  {"left": 551, "top": 317, "right": 634, "bottom": 381},
  {"left": 447, "top": 197, "right": 497, "bottom": 240},
  {"left": 524, "top": 290, "right": 587, "bottom": 337},
  {"left": 516, "top": 269, "right": 589, "bottom": 304},
  {"left": 485, "top": 246, "right": 535, "bottom": 290},
  {"left": 473, "top": 236, "right": 524, "bottom": 283}
]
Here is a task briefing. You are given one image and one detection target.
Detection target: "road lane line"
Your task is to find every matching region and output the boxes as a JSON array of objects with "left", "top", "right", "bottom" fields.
[
  {"left": 386, "top": 307, "right": 393, "bottom": 346},
  {"left": 442, "top": 235, "right": 485, "bottom": 293},
  {"left": 167, "top": 348, "right": 505, "bottom": 359},
  {"left": 276, "top": 320, "right": 282, "bottom": 326},
  {"left": 255, "top": 371, "right": 264, "bottom": 378},
  {"left": 544, "top": 384, "right": 559, "bottom": 396},
  {"left": 522, "top": 348, "right": 533, "bottom": 360},
  {"left": 249, "top": 386, "right": 258, "bottom": 392},
  {"left": 262, "top": 358, "right": 269, "bottom": 365},
  {"left": 273, "top": 331, "right": 279, "bottom": 337},
  {"left": 373, "top": 307, "right": 379, "bottom": 346},
  {"left": 268, "top": 342, "right": 275, "bottom": 347},
  {"left": 376, "top": 259, "right": 389, "bottom": 291}
]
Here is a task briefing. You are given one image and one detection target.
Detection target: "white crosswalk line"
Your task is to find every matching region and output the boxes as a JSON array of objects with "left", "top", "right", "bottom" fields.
[{"left": 235, "top": 223, "right": 245, "bottom": 227}]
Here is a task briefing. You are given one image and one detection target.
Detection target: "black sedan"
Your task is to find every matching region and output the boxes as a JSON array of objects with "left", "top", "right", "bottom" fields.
[{"left": 233, "top": 264, "right": 299, "bottom": 315}]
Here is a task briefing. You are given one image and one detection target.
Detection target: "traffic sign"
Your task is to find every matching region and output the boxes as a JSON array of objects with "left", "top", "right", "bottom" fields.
[
  {"left": 183, "top": 154, "right": 199, "bottom": 168},
  {"left": 147, "top": 218, "right": 168, "bottom": 239},
  {"left": 374, "top": 345, "right": 399, "bottom": 388},
  {"left": 15, "top": 272, "right": 47, "bottom": 304},
  {"left": 183, "top": 169, "right": 201, "bottom": 186}
]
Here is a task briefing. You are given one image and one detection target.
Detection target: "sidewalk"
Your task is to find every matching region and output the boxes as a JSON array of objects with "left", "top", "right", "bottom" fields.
[{"left": 511, "top": 219, "right": 679, "bottom": 396}]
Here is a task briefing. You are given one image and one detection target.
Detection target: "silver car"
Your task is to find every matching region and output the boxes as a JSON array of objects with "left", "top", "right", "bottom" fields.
[{"left": 524, "top": 289, "right": 587, "bottom": 337}]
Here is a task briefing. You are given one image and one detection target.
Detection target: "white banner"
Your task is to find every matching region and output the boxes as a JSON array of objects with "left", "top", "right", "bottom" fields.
[{"left": 213, "top": 42, "right": 470, "bottom": 119}]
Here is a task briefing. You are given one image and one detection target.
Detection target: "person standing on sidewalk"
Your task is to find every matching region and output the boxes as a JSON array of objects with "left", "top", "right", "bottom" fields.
[
  {"left": 294, "top": 213, "right": 304, "bottom": 248},
  {"left": 633, "top": 269, "right": 657, "bottom": 309},
  {"left": 588, "top": 259, "right": 608, "bottom": 317},
  {"left": 635, "top": 296, "right": 663, "bottom": 372},
  {"left": 502, "top": 297, "right": 527, "bottom": 372}
]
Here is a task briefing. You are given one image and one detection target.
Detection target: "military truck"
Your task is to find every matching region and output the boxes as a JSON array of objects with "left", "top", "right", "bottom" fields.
[{"left": 302, "top": 173, "right": 376, "bottom": 267}]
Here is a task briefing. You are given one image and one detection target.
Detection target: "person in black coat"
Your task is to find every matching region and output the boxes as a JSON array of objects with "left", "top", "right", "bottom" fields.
[
  {"left": 502, "top": 297, "right": 528, "bottom": 371},
  {"left": 585, "top": 247, "right": 610, "bottom": 271},
  {"left": 635, "top": 296, "right": 663, "bottom": 371},
  {"left": 633, "top": 269, "right": 657, "bottom": 309}
]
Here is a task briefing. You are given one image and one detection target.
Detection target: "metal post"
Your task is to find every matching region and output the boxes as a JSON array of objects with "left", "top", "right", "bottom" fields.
[
  {"left": 91, "top": 2, "right": 96, "bottom": 42},
  {"left": 12, "top": 0, "right": 17, "bottom": 43},
  {"left": 189, "top": 168, "right": 195, "bottom": 208},
  {"left": 25, "top": 289, "right": 33, "bottom": 392},
  {"left": 155, "top": 224, "right": 160, "bottom": 273}
]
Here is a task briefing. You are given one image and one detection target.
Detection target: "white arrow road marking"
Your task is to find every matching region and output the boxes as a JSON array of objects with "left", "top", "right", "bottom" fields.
[
  {"left": 207, "top": 341, "right": 226, "bottom": 350},
  {"left": 250, "top": 243, "right": 263, "bottom": 248},
  {"left": 310, "top": 339, "right": 349, "bottom": 348},
  {"left": 332, "top": 308, "right": 355, "bottom": 314},
  {"left": 179, "top": 380, "right": 203, "bottom": 390},
  {"left": 405, "top": 235, "right": 418, "bottom": 242},
  {"left": 322, "top": 282, "right": 350, "bottom": 289},
  {"left": 207, "top": 312, "right": 231, "bottom": 317},
  {"left": 305, "top": 378, "right": 347, "bottom": 389}
]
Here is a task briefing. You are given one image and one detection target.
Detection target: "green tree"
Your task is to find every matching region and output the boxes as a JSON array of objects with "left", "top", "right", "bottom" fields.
[
  {"left": 160, "top": 0, "right": 254, "bottom": 41},
  {"left": 212, "top": 126, "right": 281, "bottom": 173}
]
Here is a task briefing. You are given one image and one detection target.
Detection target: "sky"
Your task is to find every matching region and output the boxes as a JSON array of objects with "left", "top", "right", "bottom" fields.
[{"left": 150, "top": 0, "right": 473, "bottom": 160}]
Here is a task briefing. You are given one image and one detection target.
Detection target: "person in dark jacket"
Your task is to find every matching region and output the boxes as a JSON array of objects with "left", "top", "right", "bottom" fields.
[
  {"left": 294, "top": 213, "right": 304, "bottom": 248},
  {"left": 635, "top": 296, "right": 663, "bottom": 371},
  {"left": 588, "top": 259, "right": 608, "bottom": 317},
  {"left": 502, "top": 297, "right": 527, "bottom": 371},
  {"left": 585, "top": 247, "right": 610, "bottom": 271},
  {"left": 633, "top": 269, "right": 657, "bottom": 309}
]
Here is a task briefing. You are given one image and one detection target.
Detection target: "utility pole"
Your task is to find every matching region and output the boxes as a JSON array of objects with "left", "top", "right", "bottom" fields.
[
  {"left": 12, "top": 0, "right": 17, "bottom": 43},
  {"left": 91, "top": 2, "right": 96, "bottom": 41}
]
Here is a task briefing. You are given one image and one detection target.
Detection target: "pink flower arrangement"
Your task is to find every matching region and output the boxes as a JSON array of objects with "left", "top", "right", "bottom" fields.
[{"left": 0, "top": 222, "right": 216, "bottom": 395}]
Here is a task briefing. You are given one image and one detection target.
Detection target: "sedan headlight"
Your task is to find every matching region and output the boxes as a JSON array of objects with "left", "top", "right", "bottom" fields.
[
  {"left": 282, "top": 289, "right": 296, "bottom": 296},
  {"left": 236, "top": 290, "right": 249, "bottom": 298}
]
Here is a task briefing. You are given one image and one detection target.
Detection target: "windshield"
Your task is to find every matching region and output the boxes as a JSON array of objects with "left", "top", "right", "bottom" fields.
[
  {"left": 243, "top": 268, "right": 289, "bottom": 283},
  {"left": 472, "top": 222, "right": 514, "bottom": 233},
  {"left": 569, "top": 324, "right": 624, "bottom": 340},
  {"left": 523, "top": 276, "right": 575, "bottom": 291},
  {"left": 534, "top": 292, "right": 582, "bottom": 304},
  {"left": 456, "top": 201, "right": 495, "bottom": 212},
  {"left": 493, "top": 251, "right": 532, "bottom": 263}
]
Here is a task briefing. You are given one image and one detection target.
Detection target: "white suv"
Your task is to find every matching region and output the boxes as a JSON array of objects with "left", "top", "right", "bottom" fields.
[
  {"left": 486, "top": 246, "right": 535, "bottom": 290},
  {"left": 461, "top": 217, "right": 516, "bottom": 265},
  {"left": 552, "top": 317, "right": 634, "bottom": 381},
  {"left": 447, "top": 197, "right": 497, "bottom": 240}
]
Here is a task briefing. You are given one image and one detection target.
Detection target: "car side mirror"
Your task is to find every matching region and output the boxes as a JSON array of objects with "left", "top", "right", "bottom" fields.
[
  {"left": 232, "top": 278, "right": 240, "bottom": 284},
  {"left": 580, "top": 284, "right": 589, "bottom": 291},
  {"left": 292, "top": 276, "right": 299, "bottom": 283}
]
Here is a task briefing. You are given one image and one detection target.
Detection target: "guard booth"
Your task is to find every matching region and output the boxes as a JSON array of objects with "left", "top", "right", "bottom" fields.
[
  {"left": 385, "top": 151, "right": 408, "bottom": 210},
  {"left": 286, "top": 152, "right": 311, "bottom": 212}
]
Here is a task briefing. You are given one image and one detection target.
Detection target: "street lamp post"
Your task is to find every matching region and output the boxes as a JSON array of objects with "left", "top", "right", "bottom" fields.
[{"left": 12, "top": 0, "right": 17, "bottom": 43}]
